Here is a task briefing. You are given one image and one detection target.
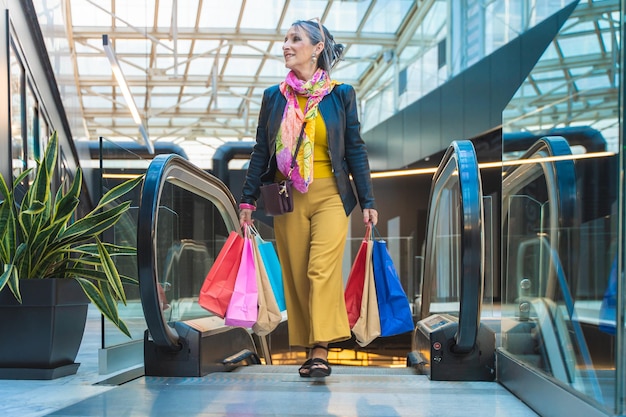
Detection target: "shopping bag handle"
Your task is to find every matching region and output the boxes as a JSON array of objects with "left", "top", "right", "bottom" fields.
[
  {"left": 371, "top": 224, "right": 385, "bottom": 242},
  {"left": 362, "top": 223, "right": 373, "bottom": 242},
  {"left": 242, "top": 223, "right": 257, "bottom": 239}
]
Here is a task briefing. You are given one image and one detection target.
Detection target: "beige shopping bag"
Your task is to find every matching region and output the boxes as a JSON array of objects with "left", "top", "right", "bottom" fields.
[
  {"left": 351, "top": 239, "right": 381, "bottom": 347},
  {"left": 251, "top": 236, "right": 282, "bottom": 336}
]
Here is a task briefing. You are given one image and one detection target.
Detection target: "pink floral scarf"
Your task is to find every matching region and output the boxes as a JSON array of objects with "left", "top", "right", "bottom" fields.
[{"left": 276, "top": 68, "right": 335, "bottom": 192}]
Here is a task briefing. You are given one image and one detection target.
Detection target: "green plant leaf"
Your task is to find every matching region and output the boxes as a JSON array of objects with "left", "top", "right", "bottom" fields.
[
  {"left": 0, "top": 173, "right": 11, "bottom": 201},
  {"left": 0, "top": 264, "right": 15, "bottom": 294},
  {"left": 13, "top": 242, "right": 29, "bottom": 283},
  {"left": 57, "top": 203, "right": 130, "bottom": 244},
  {"left": 0, "top": 202, "right": 11, "bottom": 261},
  {"left": 75, "top": 278, "right": 110, "bottom": 314},
  {"left": 42, "top": 131, "right": 58, "bottom": 183},
  {"left": 96, "top": 175, "right": 143, "bottom": 208},
  {"left": 28, "top": 222, "right": 63, "bottom": 267},
  {"left": 21, "top": 156, "right": 51, "bottom": 234},
  {"left": 101, "top": 281, "right": 119, "bottom": 317},
  {"left": 71, "top": 242, "right": 135, "bottom": 255},
  {"left": 61, "top": 266, "right": 109, "bottom": 281},
  {"left": 119, "top": 274, "right": 138, "bottom": 286},
  {"left": 1, "top": 263, "right": 20, "bottom": 302},
  {"left": 75, "top": 277, "right": 131, "bottom": 338},
  {"left": 10, "top": 169, "right": 32, "bottom": 191},
  {"left": 52, "top": 170, "right": 81, "bottom": 227},
  {"left": 116, "top": 318, "right": 131, "bottom": 337},
  {"left": 19, "top": 200, "right": 49, "bottom": 257},
  {"left": 96, "top": 238, "right": 126, "bottom": 304},
  {"left": 62, "top": 267, "right": 138, "bottom": 286}
]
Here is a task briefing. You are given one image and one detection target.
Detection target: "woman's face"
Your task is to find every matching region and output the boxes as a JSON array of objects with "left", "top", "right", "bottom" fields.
[{"left": 283, "top": 25, "right": 321, "bottom": 78}]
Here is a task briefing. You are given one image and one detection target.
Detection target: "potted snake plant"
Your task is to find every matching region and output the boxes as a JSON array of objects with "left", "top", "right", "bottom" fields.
[{"left": 0, "top": 131, "right": 143, "bottom": 378}]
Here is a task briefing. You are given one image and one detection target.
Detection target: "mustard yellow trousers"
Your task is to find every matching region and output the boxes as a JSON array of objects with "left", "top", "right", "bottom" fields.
[{"left": 274, "top": 177, "right": 351, "bottom": 348}]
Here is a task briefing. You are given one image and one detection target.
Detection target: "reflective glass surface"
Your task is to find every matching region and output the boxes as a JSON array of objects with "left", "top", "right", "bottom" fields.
[
  {"left": 154, "top": 180, "right": 232, "bottom": 324},
  {"left": 426, "top": 159, "right": 462, "bottom": 313},
  {"left": 102, "top": 147, "right": 241, "bottom": 350},
  {"left": 501, "top": 1, "right": 621, "bottom": 412},
  {"left": 10, "top": 46, "right": 23, "bottom": 179}
]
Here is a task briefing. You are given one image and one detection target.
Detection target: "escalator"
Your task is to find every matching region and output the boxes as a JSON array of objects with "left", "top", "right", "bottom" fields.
[
  {"left": 409, "top": 140, "right": 496, "bottom": 381},
  {"left": 137, "top": 154, "right": 261, "bottom": 377},
  {"left": 135, "top": 142, "right": 494, "bottom": 380}
]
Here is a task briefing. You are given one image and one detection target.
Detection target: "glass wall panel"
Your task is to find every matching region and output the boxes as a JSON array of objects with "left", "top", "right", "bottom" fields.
[
  {"left": 97, "top": 140, "right": 150, "bottom": 348},
  {"left": 97, "top": 141, "right": 236, "bottom": 351},
  {"left": 26, "top": 83, "right": 37, "bottom": 183},
  {"left": 501, "top": 1, "right": 620, "bottom": 413},
  {"left": 10, "top": 46, "right": 23, "bottom": 179},
  {"left": 362, "top": 0, "right": 568, "bottom": 133}
]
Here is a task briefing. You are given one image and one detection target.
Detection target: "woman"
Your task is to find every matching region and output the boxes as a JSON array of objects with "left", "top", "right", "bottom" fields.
[{"left": 239, "top": 19, "right": 378, "bottom": 378}]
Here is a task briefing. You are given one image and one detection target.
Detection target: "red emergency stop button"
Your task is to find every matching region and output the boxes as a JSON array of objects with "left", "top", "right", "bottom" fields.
[{"left": 433, "top": 341, "right": 442, "bottom": 350}]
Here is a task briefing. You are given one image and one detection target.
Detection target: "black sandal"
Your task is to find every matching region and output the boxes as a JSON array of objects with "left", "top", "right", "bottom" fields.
[
  {"left": 309, "top": 357, "right": 332, "bottom": 377},
  {"left": 298, "top": 358, "right": 313, "bottom": 378},
  {"left": 308, "top": 344, "right": 331, "bottom": 378}
]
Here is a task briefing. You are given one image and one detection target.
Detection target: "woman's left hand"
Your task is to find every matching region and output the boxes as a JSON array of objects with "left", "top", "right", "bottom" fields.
[{"left": 363, "top": 208, "right": 378, "bottom": 226}]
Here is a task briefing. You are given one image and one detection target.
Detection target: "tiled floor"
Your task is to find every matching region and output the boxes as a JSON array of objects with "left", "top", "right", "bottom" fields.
[{"left": 0, "top": 307, "right": 540, "bottom": 417}]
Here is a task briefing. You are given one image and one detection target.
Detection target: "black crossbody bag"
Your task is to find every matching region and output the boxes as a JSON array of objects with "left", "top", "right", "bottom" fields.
[{"left": 260, "top": 123, "right": 306, "bottom": 216}]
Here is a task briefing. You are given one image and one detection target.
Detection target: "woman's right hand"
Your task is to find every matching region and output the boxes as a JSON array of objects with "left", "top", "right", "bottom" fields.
[{"left": 239, "top": 208, "right": 254, "bottom": 227}]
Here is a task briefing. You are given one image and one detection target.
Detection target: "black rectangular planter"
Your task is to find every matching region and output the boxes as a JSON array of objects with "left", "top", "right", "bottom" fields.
[{"left": 0, "top": 279, "right": 89, "bottom": 379}]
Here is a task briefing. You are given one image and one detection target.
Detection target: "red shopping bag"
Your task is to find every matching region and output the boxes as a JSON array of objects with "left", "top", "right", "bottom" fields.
[
  {"left": 198, "top": 231, "right": 244, "bottom": 317},
  {"left": 344, "top": 225, "right": 371, "bottom": 328}
]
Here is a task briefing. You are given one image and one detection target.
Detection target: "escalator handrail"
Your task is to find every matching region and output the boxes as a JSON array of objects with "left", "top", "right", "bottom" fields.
[
  {"left": 137, "top": 154, "right": 239, "bottom": 351},
  {"left": 421, "top": 140, "right": 484, "bottom": 353},
  {"left": 502, "top": 135, "right": 577, "bottom": 228},
  {"left": 502, "top": 136, "right": 578, "bottom": 298}
]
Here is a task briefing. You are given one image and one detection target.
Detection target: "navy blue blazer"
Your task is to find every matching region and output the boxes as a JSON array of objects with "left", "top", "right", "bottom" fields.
[{"left": 240, "top": 83, "right": 376, "bottom": 216}]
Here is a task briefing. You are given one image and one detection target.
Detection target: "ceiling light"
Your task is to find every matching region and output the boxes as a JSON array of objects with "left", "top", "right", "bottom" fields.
[{"left": 102, "top": 34, "right": 154, "bottom": 154}]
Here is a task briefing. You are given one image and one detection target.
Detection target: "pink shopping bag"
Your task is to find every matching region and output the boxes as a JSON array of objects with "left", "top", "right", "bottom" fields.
[{"left": 225, "top": 232, "right": 258, "bottom": 328}]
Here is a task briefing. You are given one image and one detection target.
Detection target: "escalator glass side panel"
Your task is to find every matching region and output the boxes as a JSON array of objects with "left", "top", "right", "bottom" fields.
[
  {"left": 501, "top": 136, "right": 607, "bottom": 404},
  {"left": 421, "top": 140, "right": 484, "bottom": 353},
  {"left": 137, "top": 155, "right": 239, "bottom": 351}
]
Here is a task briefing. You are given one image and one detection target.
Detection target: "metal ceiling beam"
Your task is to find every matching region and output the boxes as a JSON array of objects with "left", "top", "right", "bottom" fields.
[
  {"left": 64, "top": 27, "right": 426, "bottom": 47},
  {"left": 58, "top": 74, "right": 287, "bottom": 87}
]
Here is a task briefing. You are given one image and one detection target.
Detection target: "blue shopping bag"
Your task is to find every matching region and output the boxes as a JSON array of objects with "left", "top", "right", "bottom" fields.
[
  {"left": 371, "top": 232, "right": 414, "bottom": 337},
  {"left": 255, "top": 235, "right": 286, "bottom": 312}
]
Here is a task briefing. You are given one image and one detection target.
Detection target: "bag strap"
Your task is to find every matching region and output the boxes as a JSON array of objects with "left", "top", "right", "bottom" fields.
[
  {"left": 371, "top": 224, "right": 384, "bottom": 241},
  {"left": 363, "top": 223, "right": 372, "bottom": 242},
  {"left": 287, "top": 122, "right": 307, "bottom": 180}
]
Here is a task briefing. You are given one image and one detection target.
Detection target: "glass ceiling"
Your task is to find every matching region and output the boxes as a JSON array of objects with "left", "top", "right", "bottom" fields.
[
  {"left": 31, "top": 0, "right": 620, "bottom": 169},
  {"left": 33, "top": 0, "right": 421, "bottom": 168}
]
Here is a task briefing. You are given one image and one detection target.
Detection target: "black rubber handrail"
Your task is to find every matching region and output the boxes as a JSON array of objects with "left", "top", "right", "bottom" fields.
[
  {"left": 421, "top": 140, "right": 484, "bottom": 354},
  {"left": 137, "top": 154, "right": 239, "bottom": 351}
]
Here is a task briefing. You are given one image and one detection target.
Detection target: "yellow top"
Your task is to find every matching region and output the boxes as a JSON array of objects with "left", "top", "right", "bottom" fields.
[{"left": 297, "top": 95, "right": 333, "bottom": 179}]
